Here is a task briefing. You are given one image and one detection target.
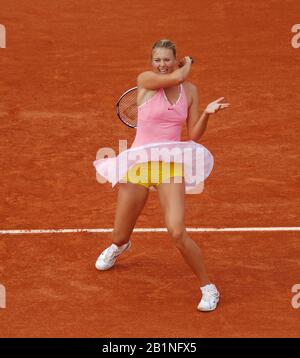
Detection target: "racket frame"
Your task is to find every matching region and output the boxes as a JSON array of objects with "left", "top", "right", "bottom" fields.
[{"left": 116, "top": 86, "right": 138, "bottom": 128}]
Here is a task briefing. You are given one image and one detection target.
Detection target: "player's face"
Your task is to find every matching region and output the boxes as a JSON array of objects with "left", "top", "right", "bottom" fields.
[{"left": 151, "top": 48, "right": 177, "bottom": 75}]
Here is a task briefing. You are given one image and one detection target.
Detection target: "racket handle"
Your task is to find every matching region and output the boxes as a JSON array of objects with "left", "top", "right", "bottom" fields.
[{"left": 178, "top": 56, "right": 194, "bottom": 68}]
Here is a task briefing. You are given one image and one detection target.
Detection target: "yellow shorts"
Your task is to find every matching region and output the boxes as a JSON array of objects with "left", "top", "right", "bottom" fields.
[{"left": 122, "top": 161, "right": 184, "bottom": 188}]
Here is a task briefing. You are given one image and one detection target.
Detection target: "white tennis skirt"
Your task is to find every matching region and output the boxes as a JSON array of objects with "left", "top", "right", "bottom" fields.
[{"left": 93, "top": 140, "right": 214, "bottom": 194}]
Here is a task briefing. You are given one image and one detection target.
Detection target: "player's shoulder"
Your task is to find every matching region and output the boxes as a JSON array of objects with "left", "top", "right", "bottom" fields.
[
  {"left": 183, "top": 81, "right": 199, "bottom": 101},
  {"left": 182, "top": 81, "right": 199, "bottom": 107},
  {"left": 183, "top": 81, "right": 198, "bottom": 93},
  {"left": 137, "top": 70, "right": 151, "bottom": 78},
  {"left": 137, "top": 71, "right": 154, "bottom": 82}
]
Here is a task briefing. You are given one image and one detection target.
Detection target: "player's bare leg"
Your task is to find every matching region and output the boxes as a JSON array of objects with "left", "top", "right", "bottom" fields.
[
  {"left": 112, "top": 182, "right": 149, "bottom": 246},
  {"left": 157, "top": 177, "right": 220, "bottom": 311},
  {"left": 95, "top": 182, "right": 149, "bottom": 270},
  {"left": 157, "top": 177, "right": 210, "bottom": 286}
]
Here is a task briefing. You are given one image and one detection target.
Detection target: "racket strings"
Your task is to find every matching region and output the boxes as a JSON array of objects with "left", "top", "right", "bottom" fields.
[{"left": 118, "top": 89, "right": 138, "bottom": 127}]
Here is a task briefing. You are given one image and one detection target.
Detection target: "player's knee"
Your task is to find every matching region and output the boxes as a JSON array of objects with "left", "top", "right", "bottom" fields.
[{"left": 168, "top": 225, "right": 186, "bottom": 248}]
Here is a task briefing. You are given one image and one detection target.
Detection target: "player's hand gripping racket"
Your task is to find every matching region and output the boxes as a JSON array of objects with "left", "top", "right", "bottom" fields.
[{"left": 116, "top": 56, "right": 194, "bottom": 128}]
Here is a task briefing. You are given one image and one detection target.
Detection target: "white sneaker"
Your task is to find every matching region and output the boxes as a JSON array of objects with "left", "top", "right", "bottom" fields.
[
  {"left": 197, "top": 283, "right": 220, "bottom": 312},
  {"left": 95, "top": 241, "right": 131, "bottom": 271}
]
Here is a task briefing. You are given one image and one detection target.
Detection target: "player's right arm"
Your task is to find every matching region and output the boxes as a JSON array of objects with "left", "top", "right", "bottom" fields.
[{"left": 137, "top": 60, "right": 192, "bottom": 90}]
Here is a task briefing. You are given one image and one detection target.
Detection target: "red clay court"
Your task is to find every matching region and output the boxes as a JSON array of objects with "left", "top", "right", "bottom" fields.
[{"left": 0, "top": 0, "right": 300, "bottom": 337}]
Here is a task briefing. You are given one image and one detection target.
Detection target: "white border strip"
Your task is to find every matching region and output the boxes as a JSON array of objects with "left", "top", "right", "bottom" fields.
[{"left": 0, "top": 227, "right": 300, "bottom": 235}]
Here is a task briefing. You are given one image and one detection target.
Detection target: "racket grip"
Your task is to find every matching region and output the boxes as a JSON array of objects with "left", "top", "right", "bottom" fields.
[{"left": 178, "top": 56, "right": 194, "bottom": 68}]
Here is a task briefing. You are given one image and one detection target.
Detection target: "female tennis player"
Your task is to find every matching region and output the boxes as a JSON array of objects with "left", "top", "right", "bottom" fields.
[{"left": 93, "top": 39, "right": 230, "bottom": 311}]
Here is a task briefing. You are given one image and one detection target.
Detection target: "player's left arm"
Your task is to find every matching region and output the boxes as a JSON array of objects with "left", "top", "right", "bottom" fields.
[
  {"left": 186, "top": 84, "right": 230, "bottom": 142},
  {"left": 186, "top": 84, "right": 209, "bottom": 141}
]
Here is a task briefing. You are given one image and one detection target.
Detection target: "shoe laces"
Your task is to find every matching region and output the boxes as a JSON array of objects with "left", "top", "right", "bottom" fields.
[
  {"left": 201, "top": 284, "right": 219, "bottom": 302},
  {"left": 105, "top": 244, "right": 119, "bottom": 260}
]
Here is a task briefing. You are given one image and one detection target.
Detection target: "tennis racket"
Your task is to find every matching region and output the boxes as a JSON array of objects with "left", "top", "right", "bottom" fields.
[
  {"left": 116, "top": 56, "right": 194, "bottom": 128},
  {"left": 116, "top": 87, "right": 138, "bottom": 128}
]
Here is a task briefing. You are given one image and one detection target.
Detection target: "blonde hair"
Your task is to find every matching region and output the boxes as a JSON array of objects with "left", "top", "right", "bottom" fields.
[{"left": 151, "top": 39, "right": 177, "bottom": 58}]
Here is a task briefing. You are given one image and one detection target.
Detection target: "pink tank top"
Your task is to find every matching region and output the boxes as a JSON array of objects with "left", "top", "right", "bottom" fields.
[{"left": 131, "top": 84, "right": 188, "bottom": 148}]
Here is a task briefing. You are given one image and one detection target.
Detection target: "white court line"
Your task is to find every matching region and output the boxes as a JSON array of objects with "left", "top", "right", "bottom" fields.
[{"left": 0, "top": 227, "right": 300, "bottom": 235}]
